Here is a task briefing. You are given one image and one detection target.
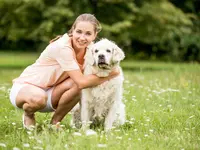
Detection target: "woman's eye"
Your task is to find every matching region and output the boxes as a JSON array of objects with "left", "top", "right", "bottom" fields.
[
  {"left": 76, "top": 30, "right": 82, "bottom": 34},
  {"left": 106, "top": 49, "right": 111, "bottom": 53},
  {"left": 86, "top": 32, "right": 91, "bottom": 36},
  {"left": 95, "top": 49, "right": 99, "bottom": 53}
]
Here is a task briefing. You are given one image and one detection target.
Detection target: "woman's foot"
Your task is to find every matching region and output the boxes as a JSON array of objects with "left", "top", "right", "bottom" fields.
[{"left": 23, "top": 113, "right": 36, "bottom": 130}]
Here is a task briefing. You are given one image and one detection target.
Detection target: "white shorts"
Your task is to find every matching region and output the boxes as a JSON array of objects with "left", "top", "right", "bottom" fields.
[{"left": 9, "top": 83, "right": 56, "bottom": 112}]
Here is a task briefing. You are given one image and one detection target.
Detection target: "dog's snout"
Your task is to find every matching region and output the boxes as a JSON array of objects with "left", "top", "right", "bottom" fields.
[{"left": 98, "top": 54, "right": 105, "bottom": 59}]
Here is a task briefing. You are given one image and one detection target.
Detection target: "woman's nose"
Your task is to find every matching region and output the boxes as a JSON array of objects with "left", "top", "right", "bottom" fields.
[{"left": 79, "top": 34, "right": 86, "bottom": 39}]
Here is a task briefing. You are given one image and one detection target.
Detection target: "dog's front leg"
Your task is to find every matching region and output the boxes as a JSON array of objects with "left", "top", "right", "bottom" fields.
[
  {"left": 81, "top": 103, "right": 90, "bottom": 130},
  {"left": 81, "top": 90, "right": 92, "bottom": 130},
  {"left": 104, "top": 103, "right": 117, "bottom": 132}
]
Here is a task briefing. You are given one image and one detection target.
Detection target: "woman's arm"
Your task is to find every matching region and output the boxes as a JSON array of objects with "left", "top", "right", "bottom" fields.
[{"left": 66, "top": 69, "right": 119, "bottom": 89}]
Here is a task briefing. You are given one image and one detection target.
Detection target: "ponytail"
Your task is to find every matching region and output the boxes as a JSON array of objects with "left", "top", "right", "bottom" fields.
[{"left": 49, "top": 35, "right": 62, "bottom": 43}]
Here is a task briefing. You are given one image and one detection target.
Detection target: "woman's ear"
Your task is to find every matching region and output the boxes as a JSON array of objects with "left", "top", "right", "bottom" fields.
[{"left": 93, "top": 32, "right": 98, "bottom": 41}]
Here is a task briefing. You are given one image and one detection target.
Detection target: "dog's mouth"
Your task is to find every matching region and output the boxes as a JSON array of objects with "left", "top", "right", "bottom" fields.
[{"left": 98, "top": 60, "right": 109, "bottom": 69}]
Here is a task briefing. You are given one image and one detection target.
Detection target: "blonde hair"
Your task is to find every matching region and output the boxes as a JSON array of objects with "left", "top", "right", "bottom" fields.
[
  {"left": 50, "top": 14, "right": 101, "bottom": 43},
  {"left": 68, "top": 13, "right": 102, "bottom": 36}
]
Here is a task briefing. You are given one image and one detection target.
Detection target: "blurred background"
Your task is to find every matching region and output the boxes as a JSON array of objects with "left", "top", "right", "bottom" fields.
[{"left": 0, "top": 0, "right": 199, "bottom": 62}]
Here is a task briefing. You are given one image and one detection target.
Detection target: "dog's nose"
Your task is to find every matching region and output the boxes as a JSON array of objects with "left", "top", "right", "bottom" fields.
[{"left": 98, "top": 54, "right": 105, "bottom": 59}]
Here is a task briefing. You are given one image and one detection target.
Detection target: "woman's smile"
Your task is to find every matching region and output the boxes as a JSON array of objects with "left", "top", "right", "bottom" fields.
[{"left": 72, "top": 21, "right": 96, "bottom": 51}]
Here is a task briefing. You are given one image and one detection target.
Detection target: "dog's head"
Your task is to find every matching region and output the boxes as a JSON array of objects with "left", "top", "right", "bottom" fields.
[{"left": 85, "top": 39, "right": 125, "bottom": 70}]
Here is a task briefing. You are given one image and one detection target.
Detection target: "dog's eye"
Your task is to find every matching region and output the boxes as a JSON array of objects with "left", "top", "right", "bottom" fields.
[
  {"left": 95, "top": 49, "right": 99, "bottom": 53},
  {"left": 106, "top": 49, "right": 111, "bottom": 53}
]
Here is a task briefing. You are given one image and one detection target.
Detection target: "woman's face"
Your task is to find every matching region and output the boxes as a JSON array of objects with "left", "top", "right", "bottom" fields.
[{"left": 72, "top": 21, "right": 97, "bottom": 51}]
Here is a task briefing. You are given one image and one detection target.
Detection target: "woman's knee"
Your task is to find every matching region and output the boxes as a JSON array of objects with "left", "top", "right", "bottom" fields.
[
  {"left": 30, "top": 92, "right": 47, "bottom": 108},
  {"left": 72, "top": 83, "right": 81, "bottom": 95},
  {"left": 16, "top": 85, "right": 47, "bottom": 109},
  {"left": 59, "top": 78, "right": 75, "bottom": 90}
]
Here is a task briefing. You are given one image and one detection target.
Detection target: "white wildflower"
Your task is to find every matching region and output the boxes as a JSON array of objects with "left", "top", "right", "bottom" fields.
[
  {"left": 27, "top": 131, "right": 32, "bottom": 135},
  {"left": 116, "top": 136, "right": 122, "bottom": 140},
  {"left": 134, "top": 129, "right": 138, "bottom": 132},
  {"left": 97, "top": 144, "right": 107, "bottom": 148},
  {"left": 146, "top": 118, "right": 150, "bottom": 122},
  {"left": 129, "top": 121, "right": 134, "bottom": 124},
  {"left": 144, "top": 134, "right": 149, "bottom": 137},
  {"left": 33, "top": 146, "right": 43, "bottom": 150},
  {"left": 114, "top": 129, "right": 121, "bottom": 132},
  {"left": 149, "top": 129, "right": 154, "bottom": 133},
  {"left": 0, "top": 143, "right": 6, "bottom": 147},
  {"left": 64, "top": 144, "right": 68, "bottom": 148},
  {"left": 167, "top": 88, "right": 179, "bottom": 92},
  {"left": 124, "top": 80, "right": 130, "bottom": 84},
  {"left": 36, "top": 140, "right": 42, "bottom": 144},
  {"left": 29, "top": 136, "right": 34, "bottom": 140},
  {"left": 0, "top": 86, "right": 6, "bottom": 91},
  {"left": 130, "top": 117, "right": 135, "bottom": 121},
  {"left": 85, "top": 129, "right": 97, "bottom": 136},
  {"left": 139, "top": 85, "right": 143, "bottom": 88},
  {"left": 23, "top": 143, "right": 30, "bottom": 147},
  {"left": 73, "top": 132, "right": 82, "bottom": 136},
  {"left": 13, "top": 147, "right": 20, "bottom": 150},
  {"left": 12, "top": 122, "right": 16, "bottom": 126},
  {"left": 167, "top": 104, "right": 172, "bottom": 108},
  {"left": 189, "top": 115, "right": 195, "bottom": 119}
]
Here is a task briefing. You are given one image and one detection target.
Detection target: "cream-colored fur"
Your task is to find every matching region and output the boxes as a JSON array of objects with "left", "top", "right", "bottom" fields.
[{"left": 72, "top": 39, "right": 126, "bottom": 131}]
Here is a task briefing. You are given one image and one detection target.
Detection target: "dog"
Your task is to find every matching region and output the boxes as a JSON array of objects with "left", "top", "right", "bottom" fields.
[{"left": 72, "top": 39, "right": 126, "bottom": 131}]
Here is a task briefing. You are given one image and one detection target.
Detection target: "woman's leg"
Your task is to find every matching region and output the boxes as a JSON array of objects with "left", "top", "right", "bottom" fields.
[
  {"left": 16, "top": 84, "right": 47, "bottom": 127},
  {"left": 50, "top": 78, "right": 81, "bottom": 124}
]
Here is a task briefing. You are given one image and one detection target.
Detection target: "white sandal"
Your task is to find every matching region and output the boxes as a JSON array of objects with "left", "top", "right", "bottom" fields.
[{"left": 22, "top": 113, "right": 35, "bottom": 130}]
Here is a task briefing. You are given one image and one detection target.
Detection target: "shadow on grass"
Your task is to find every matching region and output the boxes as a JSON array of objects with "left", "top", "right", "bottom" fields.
[
  {"left": 122, "top": 66, "right": 173, "bottom": 72},
  {"left": 0, "top": 65, "right": 174, "bottom": 72},
  {"left": 0, "top": 66, "right": 27, "bottom": 70}
]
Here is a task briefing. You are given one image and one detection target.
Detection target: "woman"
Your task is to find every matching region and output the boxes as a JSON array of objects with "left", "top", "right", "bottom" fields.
[{"left": 9, "top": 13, "right": 119, "bottom": 129}]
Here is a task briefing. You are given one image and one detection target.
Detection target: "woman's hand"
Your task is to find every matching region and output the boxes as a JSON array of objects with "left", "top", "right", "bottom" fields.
[{"left": 106, "top": 68, "right": 120, "bottom": 80}]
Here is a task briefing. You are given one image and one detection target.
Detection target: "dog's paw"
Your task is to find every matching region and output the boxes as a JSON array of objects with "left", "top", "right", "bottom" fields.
[{"left": 85, "top": 129, "right": 97, "bottom": 136}]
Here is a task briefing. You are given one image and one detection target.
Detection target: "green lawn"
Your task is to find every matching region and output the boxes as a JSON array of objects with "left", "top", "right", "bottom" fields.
[{"left": 0, "top": 52, "right": 200, "bottom": 150}]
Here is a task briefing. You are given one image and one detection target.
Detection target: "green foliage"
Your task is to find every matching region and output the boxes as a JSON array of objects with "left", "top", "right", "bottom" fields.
[
  {"left": 132, "top": 1, "right": 193, "bottom": 43},
  {"left": 0, "top": 0, "right": 199, "bottom": 61},
  {"left": 0, "top": 0, "right": 74, "bottom": 43},
  {"left": 97, "top": 2, "right": 137, "bottom": 47}
]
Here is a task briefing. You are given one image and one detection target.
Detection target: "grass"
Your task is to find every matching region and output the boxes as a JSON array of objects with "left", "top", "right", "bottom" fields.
[{"left": 0, "top": 52, "right": 200, "bottom": 150}]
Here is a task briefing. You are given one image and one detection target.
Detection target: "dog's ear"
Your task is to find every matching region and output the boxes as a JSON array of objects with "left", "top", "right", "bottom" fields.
[
  {"left": 84, "top": 46, "right": 95, "bottom": 65},
  {"left": 112, "top": 45, "right": 125, "bottom": 64}
]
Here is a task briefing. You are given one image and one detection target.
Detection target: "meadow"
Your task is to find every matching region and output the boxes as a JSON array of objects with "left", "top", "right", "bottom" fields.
[{"left": 0, "top": 52, "right": 200, "bottom": 150}]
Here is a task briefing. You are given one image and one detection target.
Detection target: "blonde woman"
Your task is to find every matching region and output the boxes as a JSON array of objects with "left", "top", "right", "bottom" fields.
[{"left": 9, "top": 14, "right": 119, "bottom": 129}]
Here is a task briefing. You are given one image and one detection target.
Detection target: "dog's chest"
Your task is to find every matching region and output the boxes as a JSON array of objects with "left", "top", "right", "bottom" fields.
[{"left": 91, "top": 79, "right": 117, "bottom": 99}]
